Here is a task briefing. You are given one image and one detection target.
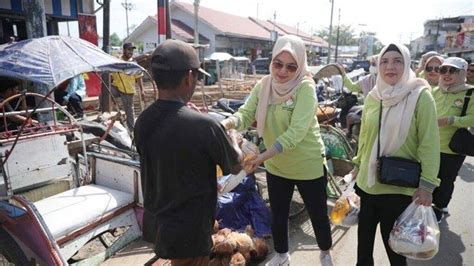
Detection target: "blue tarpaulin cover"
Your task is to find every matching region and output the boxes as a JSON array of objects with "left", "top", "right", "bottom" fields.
[
  {"left": 216, "top": 174, "right": 271, "bottom": 237},
  {"left": 0, "top": 35, "right": 145, "bottom": 88}
]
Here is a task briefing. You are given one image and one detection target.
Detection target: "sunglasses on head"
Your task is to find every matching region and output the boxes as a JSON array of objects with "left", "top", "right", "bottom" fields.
[
  {"left": 272, "top": 60, "right": 298, "bottom": 73},
  {"left": 425, "top": 66, "right": 439, "bottom": 73},
  {"left": 439, "top": 66, "right": 461, "bottom": 74}
]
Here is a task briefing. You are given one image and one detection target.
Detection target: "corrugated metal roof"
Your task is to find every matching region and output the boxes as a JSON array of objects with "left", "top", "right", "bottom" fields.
[{"left": 174, "top": 1, "right": 271, "bottom": 40}]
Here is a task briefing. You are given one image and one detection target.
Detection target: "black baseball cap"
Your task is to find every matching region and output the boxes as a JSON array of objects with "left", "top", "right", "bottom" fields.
[
  {"left": 123, "top": 43, "right": 136, "bottom": 50},
  {"left": 151, "top": 39, "right": 210, "bottom": 77}
]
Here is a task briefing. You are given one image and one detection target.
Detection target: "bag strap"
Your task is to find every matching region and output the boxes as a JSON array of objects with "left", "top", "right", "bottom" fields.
[
  {"left": 377, "top": 100, "right": 382, "bottom": 159},
  {"left": 460, "top": 89, "right": 473, "bottom": 117}
]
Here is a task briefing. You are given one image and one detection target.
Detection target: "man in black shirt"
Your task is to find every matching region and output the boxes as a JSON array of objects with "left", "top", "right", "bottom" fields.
[{"left": 134, "top": 40, "right": 242, "bottom": 265}]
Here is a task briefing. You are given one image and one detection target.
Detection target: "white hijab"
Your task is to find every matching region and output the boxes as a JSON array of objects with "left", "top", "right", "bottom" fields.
[
  {"left": 256, "top": 35, "right": 314, "bottom": 137},
  {"left": 366, "top": 43, "right": 429, "bottom": 187}
]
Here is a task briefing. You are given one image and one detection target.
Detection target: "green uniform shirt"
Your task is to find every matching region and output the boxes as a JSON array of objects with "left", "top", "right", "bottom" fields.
[
  {"left": 432, "top": 86, "right": 474, "bottom": 154},
  {"left": 231, "top": 81, "right": 326, "bottom": 180},
  {"left": 353, "top": 89, "right": 440, "bottom": 196}
]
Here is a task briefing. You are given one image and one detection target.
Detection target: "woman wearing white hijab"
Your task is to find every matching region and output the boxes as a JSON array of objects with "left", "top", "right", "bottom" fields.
[
  {"left": 431, "top": 57, "right": 474, "bottom": 222},
  {"left": 423, "top": 55, "right": 444, "bottom": 87},
  {"left": 351, "top": 43, "right": 440, "bottom": 265},
  {"left": 222, "top": 35, "right": 333, "bottom": 266}
]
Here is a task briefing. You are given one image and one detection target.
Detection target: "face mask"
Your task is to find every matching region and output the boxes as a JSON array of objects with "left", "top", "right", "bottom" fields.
[{"left": 369, "top": 65, "right": 377, "bottom": 74}]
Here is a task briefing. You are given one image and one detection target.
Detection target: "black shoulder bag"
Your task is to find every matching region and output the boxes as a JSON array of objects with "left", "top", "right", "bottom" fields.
[
  {"left": 376, "top": 101, "right": 421, "bottom": 188},
  {"left": 448, "top": 89, "right": 474, "bottom": 156}
]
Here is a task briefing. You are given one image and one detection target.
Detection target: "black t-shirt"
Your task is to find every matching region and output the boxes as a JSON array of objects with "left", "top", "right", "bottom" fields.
[{"left": 134, "top": 99, "right": 239, "bottom": 259}]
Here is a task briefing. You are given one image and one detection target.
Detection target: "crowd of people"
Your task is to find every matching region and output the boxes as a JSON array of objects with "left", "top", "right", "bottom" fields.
[
  {"left": 1, "top": 33, "right": 470, "bottom": 266},
  {"left": 133, "top": 35, "right": 473, "bottom": 266}
]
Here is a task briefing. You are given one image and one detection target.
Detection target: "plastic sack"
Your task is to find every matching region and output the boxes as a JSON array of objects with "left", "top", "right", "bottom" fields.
[
  {"left": 330, "top": 181, "right": 360, "bottom": 227},
  {"left": 389, "top": 202, "right": 440, "bottom": 260},
  {"left": 241, "top": 139, "right": 259, "bottom": 173},
  {"left": 218, "top": 170, "right": 247, "bottom": 195}
]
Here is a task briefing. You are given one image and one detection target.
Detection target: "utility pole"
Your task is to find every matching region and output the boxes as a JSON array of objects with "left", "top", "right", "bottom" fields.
[
  {"left": 194, "top": 0, "right": 200, "bottom": 47},
  {"left": 327, "top": 0, "right": 335, "bottom": 64},
  {"left": 122, "top": 0, "right": 134, "bottom": 37},
  {"left": 334, "top": 8, "right": 341, "bottom": 62},
  {"left": 103, "top": 0, "right": 111, "bottom": 53}
]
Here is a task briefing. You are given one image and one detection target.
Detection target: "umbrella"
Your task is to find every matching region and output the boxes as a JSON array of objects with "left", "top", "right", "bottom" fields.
[{"left": 0, "top": 35, "right": 145, "bottom": 88}]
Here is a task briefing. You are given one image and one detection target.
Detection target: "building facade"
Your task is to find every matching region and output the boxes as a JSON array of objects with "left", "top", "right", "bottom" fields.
[
  {"left": 0, "top": 0, "right": 94, "bottom": 43},
  {"left": 125, "top": 1, "right": 328, "bottom": 61}
]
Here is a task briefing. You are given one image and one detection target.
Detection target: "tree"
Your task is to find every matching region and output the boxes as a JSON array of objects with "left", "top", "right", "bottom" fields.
[
  {"left": 110, "top": 33, "right": 122, "bottom": 47},
  {"left": 316, "top": 24, "right": 358, "bottom": 46}
]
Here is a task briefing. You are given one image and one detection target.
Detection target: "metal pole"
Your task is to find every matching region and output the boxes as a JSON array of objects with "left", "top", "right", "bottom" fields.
[
  {"left": 194, "top": 0, "right": 200, "bottom": 57},
  {"left": 125, "top": 0, "right": 130, "bottom": 36},
  {"left": 103, "top": 0, "right": 110, "bottom": 53},
  {"left": 334, "top": 8, "right": 340, "bottom": 62},
  {"left": 327, "top": 0, "right": 334, "bottom": 64}
]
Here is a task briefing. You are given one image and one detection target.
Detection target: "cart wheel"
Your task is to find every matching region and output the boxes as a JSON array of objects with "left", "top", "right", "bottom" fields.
[{"left": 0, "top": 228, "right": 29, "bottom": 266}]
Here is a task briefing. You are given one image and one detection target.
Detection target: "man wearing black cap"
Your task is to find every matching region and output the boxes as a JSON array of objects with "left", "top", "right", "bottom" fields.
[
  {"left": 110, "top": 42, "right": 145, "bottom": 131},
  {"left": 134, "top": 39, "right": 243, "bottom": 265}
]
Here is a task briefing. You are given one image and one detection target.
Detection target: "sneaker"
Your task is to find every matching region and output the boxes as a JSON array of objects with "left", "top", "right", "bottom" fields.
[
  {"left": 441, "top": 207, "right": 449, "bottom": 214},
  {"left": 320, "top": 252, "right": 334, "bottom": 266},
  {"left": 265, "top": 252, "right": 290, "bottom": 266},
  {"left": 433, "top": 208, "right": 444, "bottom": 224}
]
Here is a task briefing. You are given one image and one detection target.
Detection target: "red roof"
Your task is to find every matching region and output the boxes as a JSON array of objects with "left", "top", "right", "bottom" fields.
[{"left": 174, "top": 1, "right": 271, "bottom": 40}]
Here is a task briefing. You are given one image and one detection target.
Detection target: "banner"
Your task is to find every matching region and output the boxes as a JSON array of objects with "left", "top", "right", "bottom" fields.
[{"left": 78, "top": 14, "right": 101, "bottom": 97}]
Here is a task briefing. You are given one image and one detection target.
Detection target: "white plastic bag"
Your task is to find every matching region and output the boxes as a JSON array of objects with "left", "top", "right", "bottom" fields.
[
  {"left": 389, "top": 202, "right": 440, "bottom": 260},
  {"left": 217, "top": 170, "right": 247, "bottom": 195},
  {"left": 330, "top": 181, "right": 360, "bottom": 227}
]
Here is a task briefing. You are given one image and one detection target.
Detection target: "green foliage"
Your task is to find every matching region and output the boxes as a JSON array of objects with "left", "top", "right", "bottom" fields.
[{"left": 109, "top": 33, "right": 122, "bottom": 47}]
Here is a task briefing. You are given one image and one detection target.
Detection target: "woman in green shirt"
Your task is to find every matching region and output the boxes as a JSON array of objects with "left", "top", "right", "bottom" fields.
[
  {"left": 431, "top": 57, "right": 474, "bottom": 222},
  {"left": 222, "top": 35, "right": 333, "bottom": 266},
  {"left": 352, "top": 43, "right": 440, "bottom": 265}
]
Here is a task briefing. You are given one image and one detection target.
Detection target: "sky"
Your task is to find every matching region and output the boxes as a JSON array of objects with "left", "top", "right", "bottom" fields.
[{"left": 60, "top": 0, "right": 473, "bottom": 45}]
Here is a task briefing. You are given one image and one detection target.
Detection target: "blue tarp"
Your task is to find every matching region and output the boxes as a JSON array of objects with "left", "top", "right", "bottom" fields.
[
  {"left": 0, "top": 35, "right": 145, "bottom": 88},
  {"left": 216, "top": 174, "right": 271, "bottom": 237}
]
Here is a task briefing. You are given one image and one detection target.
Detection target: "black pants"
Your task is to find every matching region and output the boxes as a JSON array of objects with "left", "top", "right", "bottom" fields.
[
  {"left": 433, "top": 152, "right": 466, "bottom": 209},
  {"left": 355, "top": 187, "right": 412, "bottom": 266},
  {"left": 54, "top": 90, "right": 83, "bottom": 116},
  {"left": 266, "top": 170, "right": 332, "bottom": 253}
]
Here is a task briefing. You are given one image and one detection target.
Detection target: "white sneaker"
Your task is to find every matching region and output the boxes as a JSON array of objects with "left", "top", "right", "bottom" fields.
[
  {"left": 265, "top": 252, "right": 290, "bottom": 266},
  {"left": 441, "top": 207, "right": 449, "bottom": 214},
  {"left": 320, "top": 253, "right": 334, "bottom": 266}
]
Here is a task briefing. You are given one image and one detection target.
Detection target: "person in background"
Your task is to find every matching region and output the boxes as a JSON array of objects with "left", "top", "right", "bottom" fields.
[
  {"left": 423, "top": 55, "right": 444, "bottom": 87},
  {"left": 351, "top": 43, "right": 440, "bottom": 265},
  {"left": 415, "top": 51, "right": 440, "bottom": 78},
  {"left": 221, "top": 35, "right": 334, "bottom": 266},
  {"left": 342, "top": 55, "right": 379, "bottom": 96},
  {"left": 0, "top": 77, "right": 38, "bottom": 131},
  {"left": 54, "top": 74, "right": 86, "bottom": 118},
  {"left": 466, "top": 61, "right": 474, "bottom": 85},
  {"left": 135, "top": 39, "right": 243, "bottom": 266},
  {"left": 110, "top": 42, "right": 145, "bottom": 131},
  {"left": 431, "top": 57, "right": 474, "bottom": 222}
]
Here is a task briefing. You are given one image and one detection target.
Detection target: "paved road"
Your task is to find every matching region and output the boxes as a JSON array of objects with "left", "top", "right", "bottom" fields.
[
  {"left": 102, "top": 157, "right": 474, "bottom": 265},
  {"left": 286, "top": 156, "right": 474, "bottom": 266}
]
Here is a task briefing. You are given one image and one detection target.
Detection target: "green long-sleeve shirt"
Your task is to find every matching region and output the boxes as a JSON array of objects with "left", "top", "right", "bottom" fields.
[
  {"left": 230, "top": 80, "right": 326, "bottom": 180},
  {"left": 353, "top": 89, "right": 441, "bottom": 196},
  {"left": 432, "top": 86, "right": 474, "bottom": 154}
]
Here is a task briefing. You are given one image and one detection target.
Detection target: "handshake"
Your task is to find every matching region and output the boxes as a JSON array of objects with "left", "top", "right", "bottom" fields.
[{"left": 228, "top": 129, "right": 261, "bottom": 173}]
